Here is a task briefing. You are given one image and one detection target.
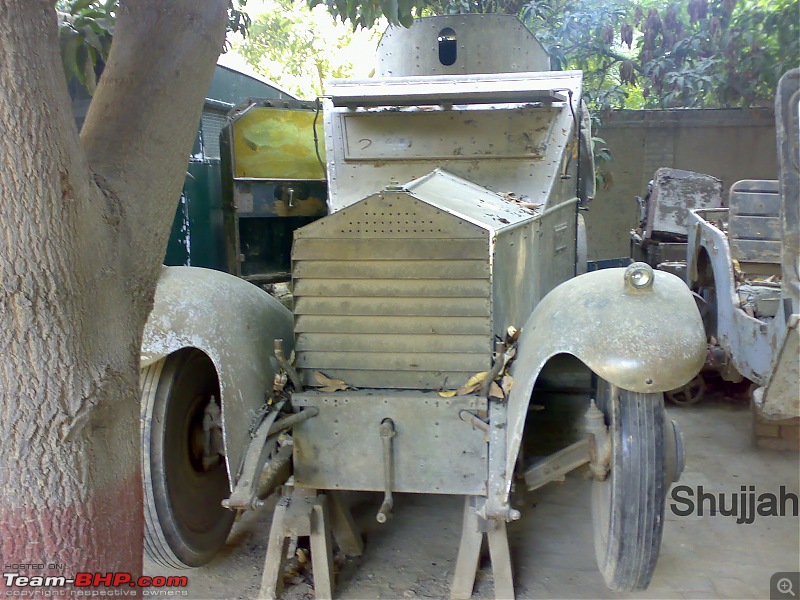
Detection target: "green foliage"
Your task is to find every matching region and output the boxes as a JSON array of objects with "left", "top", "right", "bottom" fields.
[
  {"left": 309, "top": 0, "right": 416, "bottom": 28},
  {"left": 234, "top": 0, "right": 380, "bottom": 99},
  {"left": 313, "top": 0, "right": 798, "bottom": 110},
  {"left": 56, "top": 0, "right": 115, "bottom": 95},
  {"left": 57, "top": 0, "right": 251, "bottom": 95}
]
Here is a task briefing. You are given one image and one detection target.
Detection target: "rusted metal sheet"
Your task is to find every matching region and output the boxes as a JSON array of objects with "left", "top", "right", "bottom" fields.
[
  {"left": 729, "top": 240, "right": 783, "bottom": 263},
  {"left": 291, "top": 391, "right": 488, "bottom": 495},
  {"left": 756, "top": 318, "right": 800, "bottom": 419},
  {"left": 644, "top": 168, "right": 723, "bottom": 239},
  {"left": 727, "top": 180, "right": 783, "bottom": 269},
  {"left": 728, "top": 215, "right": 782, "bottom": 240}
]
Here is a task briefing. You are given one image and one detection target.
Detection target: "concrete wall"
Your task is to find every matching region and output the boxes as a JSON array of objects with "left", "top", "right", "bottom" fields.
[{"left": 585, "top": 108, "right": 778, "bottom": 260}]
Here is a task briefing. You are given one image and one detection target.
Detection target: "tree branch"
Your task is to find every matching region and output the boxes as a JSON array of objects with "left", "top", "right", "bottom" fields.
[
  {"left": 80, "top": 0, "right": 228, "bottom": 281},
  {"left": 0, "top": 1, "right": 92, "bottom": 195}
]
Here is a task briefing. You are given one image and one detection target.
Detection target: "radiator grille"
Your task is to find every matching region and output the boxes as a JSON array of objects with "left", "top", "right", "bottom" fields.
[{"left": 293, "top": 194, "right": 493, "bottom": 390}]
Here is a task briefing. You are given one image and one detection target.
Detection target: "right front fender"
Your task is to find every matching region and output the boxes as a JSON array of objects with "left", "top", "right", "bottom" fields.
[{"left": 501, "top": 266, "right": 706, "bottom": 503}]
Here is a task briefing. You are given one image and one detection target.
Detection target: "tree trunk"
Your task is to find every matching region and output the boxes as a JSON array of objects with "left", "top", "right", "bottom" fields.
[{"left": 0, "top": 0, "right": 226, "bottom": 589}]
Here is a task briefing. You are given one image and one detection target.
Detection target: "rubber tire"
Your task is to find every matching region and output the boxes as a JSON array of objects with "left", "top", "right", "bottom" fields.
[
  {"left": 141, "top": 349, "right": 235, "bottom": 569},
  {"left": 591, "top": 378, "right": 668, "bottom": 591}
]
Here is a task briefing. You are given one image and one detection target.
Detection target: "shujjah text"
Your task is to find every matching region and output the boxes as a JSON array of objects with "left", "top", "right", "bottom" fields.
[{"left": 670, "top": 485, "right": 798, "bottom": 524}]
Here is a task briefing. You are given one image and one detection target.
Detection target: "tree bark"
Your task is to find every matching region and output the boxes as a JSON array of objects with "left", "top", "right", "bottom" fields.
[{"left": 0, "top": 0, "right": 226, "bottom": 589}]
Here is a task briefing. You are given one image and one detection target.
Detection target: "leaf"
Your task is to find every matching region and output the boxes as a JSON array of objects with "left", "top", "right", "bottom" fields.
[
  {"left": 501, "top": 374, "right": 514, "bottom": 395},
  {"left": 437, "top": 389, "right": 457, "bottom": 397},
  {"left": 69, "top": 0, "right": 95, "bottom": 14},
  {"left": 488, "top": 381, "right": 504, "bottom": 400},
  {"left": 456, "top": 371, "right": 489, "bottom": 396},
  {"left": 314, "top": 370, "right": 348, "bottom": 392},
  {"left": 60, "top": 32, "right": 82, "bottom": 81}
]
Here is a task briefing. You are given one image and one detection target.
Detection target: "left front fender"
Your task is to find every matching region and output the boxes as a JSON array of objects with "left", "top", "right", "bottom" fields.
[{"left": 502, "top": 266, "right": 705, "bottom": 501}]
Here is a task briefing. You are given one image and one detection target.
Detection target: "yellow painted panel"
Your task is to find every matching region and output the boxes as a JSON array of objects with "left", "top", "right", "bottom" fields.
[{"left": 233, "top": 108, "right": 325, "bottom": 180}]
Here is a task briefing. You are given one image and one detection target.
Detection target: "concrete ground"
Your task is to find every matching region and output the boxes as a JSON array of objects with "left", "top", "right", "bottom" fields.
[{"left": 145, "top": 395, "right": 800, "bottom": 600}]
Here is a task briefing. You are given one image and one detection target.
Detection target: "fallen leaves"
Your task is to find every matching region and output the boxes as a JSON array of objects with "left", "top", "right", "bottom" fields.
[
  {"left": 500, "top": 192, "right": 543, "bottom": 212},
  {"left": 314, "top": 371, "right": 351, "bottom": 393},
  {"left": 437, "top": 327, "right": 521, "bottom": 400}
]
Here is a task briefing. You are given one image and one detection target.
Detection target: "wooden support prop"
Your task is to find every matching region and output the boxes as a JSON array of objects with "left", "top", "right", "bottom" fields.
[
  {"left": 258, "top": 490, "right": 336, "bottom": 600},
  {"left": 450, "top": 497, "right": 515, "bottom": 600},
  {"left": 328, "top": 491, "right": 365, "bottom": 557}
]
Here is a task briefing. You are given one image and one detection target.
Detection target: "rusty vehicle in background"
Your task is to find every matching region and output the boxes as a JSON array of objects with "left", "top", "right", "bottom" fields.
[
  {"left": 138, "top": 15, "right": 706, "bottom": 598},
  {"left": 630, "top": 70, "right": 798, "bottom": 449}
]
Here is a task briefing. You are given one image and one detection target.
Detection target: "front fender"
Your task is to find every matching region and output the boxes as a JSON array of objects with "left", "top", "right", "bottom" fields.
[
  {"left": 503, "top": 266, "right": 705, "bottom": 499},
  {"left": 141, "top": 266, "right": 294, "bottom": 489}
]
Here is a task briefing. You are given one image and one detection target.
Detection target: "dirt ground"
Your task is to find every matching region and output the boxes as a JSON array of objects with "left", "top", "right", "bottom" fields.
[{"left": 145, "top": 394, "right": 800, "bottom": 600}]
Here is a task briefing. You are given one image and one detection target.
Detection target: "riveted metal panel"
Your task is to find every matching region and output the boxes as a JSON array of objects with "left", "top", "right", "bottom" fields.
[
  {"left": 491, "top": 199, "right": 579, "bottom": 338},
  {"left": 322, "top": 72, "right": 583, "bottom": 213},
  {"left": 292, "top": 390, "right": 488, "bottom": 495},
  {"left": 376, "top": 14, "right": 550, "bottom": 77},
  {"left": 294, "top": 191, "right": 487, "bottom": 239},
  {"left": 728, "top": 180, "right": 783, "bottom": 267}
]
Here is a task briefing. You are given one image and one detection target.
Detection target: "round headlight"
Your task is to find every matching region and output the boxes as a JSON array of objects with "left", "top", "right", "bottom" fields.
[{"left": 624, "top": 262, "right": 655, "bottom": 290}]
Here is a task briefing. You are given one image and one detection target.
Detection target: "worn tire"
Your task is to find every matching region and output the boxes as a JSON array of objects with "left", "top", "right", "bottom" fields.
[
  {"left": 591, "top": 378, "right": 668, "bottom": 591},
  {"left": 141, "top": 349, "right": 235, "bottom": 568}
]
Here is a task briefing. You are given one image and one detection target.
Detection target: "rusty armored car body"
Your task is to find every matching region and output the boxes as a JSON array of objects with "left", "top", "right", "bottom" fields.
[{"left": 139, "top": 15, "right": 706, "bottom": 598}]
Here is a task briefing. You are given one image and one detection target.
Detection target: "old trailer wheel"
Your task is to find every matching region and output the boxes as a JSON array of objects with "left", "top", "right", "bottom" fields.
[
  {"left": 666, "top": 373, "right": 705, "bottom": 406},
  {"left": 141, "top": 349, "right": 235, "bottom": 568},
  {"left": 591, "top": 378, "right": 667, "bottom": 591}
]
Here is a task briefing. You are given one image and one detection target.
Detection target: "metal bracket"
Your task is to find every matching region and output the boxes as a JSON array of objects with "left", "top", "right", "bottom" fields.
[
  {"left": 523, "top": 439, "right": 589, "bottom": 491},
  {"left": 224, "top": 405, "right": 319, "bottom": 511},
  {"left": 376, "top": 418, "right": 396, "bottom": 523},
  {"left": 585, "top": 399, "right": 611, "bottom": 481},
  {"left": 223, "top": 401, "right": 285, "bottom": 511},
  {"left": 201, "top": 396, "right": 224, "bottom": 470}
]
